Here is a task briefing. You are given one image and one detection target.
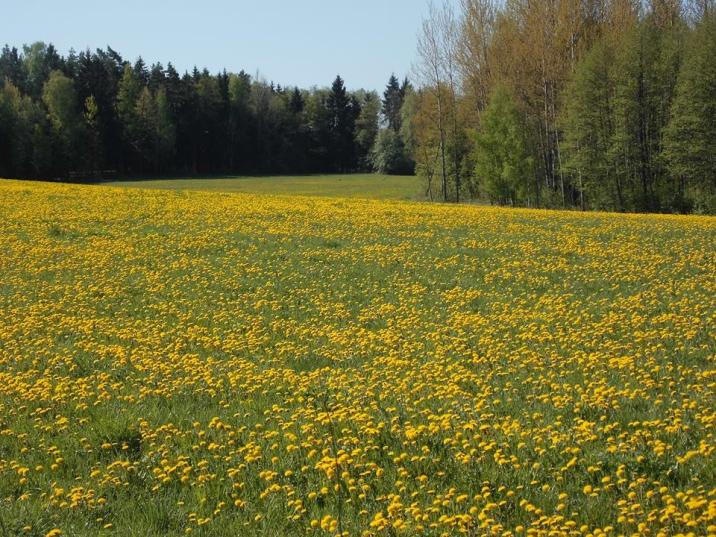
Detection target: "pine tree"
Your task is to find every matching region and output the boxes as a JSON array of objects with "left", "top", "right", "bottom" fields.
[
  {"left": 227, "top": 71, "right": 252, "bottom": 170},
  {"left": 0, "top": 81, "right": 27, "bottom": 176},
  {"left": 133, "top": 57, "right": 149, "bottom": 85},
  {"left": 148, "top": 62, "right": 166, "bottom": 92},
  {"left": 134, "top": 86, "right": 156, "bottom": 169},
  {"left": 117, "top": 64, "right": 141, "bottom": 132}
]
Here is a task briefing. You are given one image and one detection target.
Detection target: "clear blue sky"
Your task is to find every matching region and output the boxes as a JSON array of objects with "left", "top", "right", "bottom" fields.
[{"left": 3, "top": 0, "right": 458, "bottom": 92}]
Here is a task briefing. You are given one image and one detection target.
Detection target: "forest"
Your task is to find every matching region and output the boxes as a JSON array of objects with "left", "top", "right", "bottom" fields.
[
  {"left": 0, "top": 44, "right": 403, "bottom": 178},
  {"left": 1, "top": 0, "right": 715, "bottom": 214},
  {"left": 411, "top": 0, "right": 716, "bottom": 213}
]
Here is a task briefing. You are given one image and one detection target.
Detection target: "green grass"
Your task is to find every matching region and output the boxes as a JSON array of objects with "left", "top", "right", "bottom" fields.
[
  {"left": 106, "top": 173, "right": 422, "bottom": 200},
  {"left": 0, "top": 180, "right": 714, "bottom": 536}
]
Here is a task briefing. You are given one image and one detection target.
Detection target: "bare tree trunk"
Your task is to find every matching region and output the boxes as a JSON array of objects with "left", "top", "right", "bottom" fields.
[
  {"left": 436, "top": 84, "right": 448, "bottom": 202},
  {"left": 416, "top": 2, "right": 451, "bottom": 203}
]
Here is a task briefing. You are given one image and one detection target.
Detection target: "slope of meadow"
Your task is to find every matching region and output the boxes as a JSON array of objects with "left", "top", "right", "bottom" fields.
[
  {"left": 106, "top": 174, "right": 422, "bottom": 200},
  {"left": 0, "top": 180, "right": 714, "bottom": 537}
]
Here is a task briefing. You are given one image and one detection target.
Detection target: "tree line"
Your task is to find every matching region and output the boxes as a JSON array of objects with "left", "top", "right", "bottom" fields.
[
  {"left": 409, "top": 0, "right": 716, "bottom": 213},
  {"left": 2, "top": 2, "right": 714, "bottom": 216},
  {"left": 0, "top": 43, "right": 414, "bottom": 179}
]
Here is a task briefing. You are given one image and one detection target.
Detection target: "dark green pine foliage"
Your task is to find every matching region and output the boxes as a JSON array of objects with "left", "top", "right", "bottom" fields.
[
  {"left": 381, "top": 75, "right": 412, "bottom": 133},
  {"left": 0, "top": 46, "right": 27, "bottom": 91},
  {"left": 373, "top": 75, "right": 414, "bottom": 175},
  {"left": 326, "top": 75, "right": 359, "bottom": 172},
  {"left": 289, "top": 87, "right": 304, "bottom": 114},
  {"left": 382, "top": 74, "right": 402, "bottom": 131},
  {"left": 0, "top": 43, "right": 386, "bottom": 179},
  {"left": 116, "top": 64, "right": 142, "bottom": 170}
]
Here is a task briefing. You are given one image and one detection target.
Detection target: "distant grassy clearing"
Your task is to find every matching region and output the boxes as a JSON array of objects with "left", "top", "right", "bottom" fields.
[{"left": 106, "top": 173, "right": 422, "bottom": 200}]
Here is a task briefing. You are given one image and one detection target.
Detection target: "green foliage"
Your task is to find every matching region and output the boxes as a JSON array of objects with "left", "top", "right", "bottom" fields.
[
  {"left": 22, "top": 42, "right": 63, "bottom": 99},
  {"left": 116, "top": 64, "right": 141, "bottom": 131},
  {"left": 354, "top": 91, "right": 380, "bottom": 170},
  {"left": 399, "top": 88, "right": 417, "bottom": 161},
  {"left": 663, "top": 14, "right": 716, "bottom": 213},
  {"left": 411, "top": 1, "right": 715, "bottom": 213},
  {"left": 107, "top": 174, "right": 421, "bottom": 200},
  {"left": 42, "top": 70, "right": 84, "bottom": 170},
  {"left": 473, "top": 85, "right": 533, "bottom": 205},
  {"left": 326, "top": 75, "right": 360, "bottom": 172},
  {"left": 154, "top": 89, "right": 176, "bottom": 171},
  {"left": 370, "top": 76, "right": 416, "bottom": 176},
  {"left": 370, "top": 129, "right": 414, "bottom": 175},
  {"left": 562, "top": 40, "right": 622, "bottom": 211},
  {"left": 382, "top": 74, "right": 410, "bottom": 132},
  {"left": 561, "top": 13, "right": 690, "bottom": 213},
  {"left": 42, "top": 71, "right": 80, "bottom": 135},
  {"left": 1, "top": 43, "right": 393, "bottom": 180},
  {"left": 83, "top": 95, "right": 102, "bottom": 170}
]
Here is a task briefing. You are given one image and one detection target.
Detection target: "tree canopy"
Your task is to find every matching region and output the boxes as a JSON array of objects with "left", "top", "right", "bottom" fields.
[
  {"left": 0, "top": 44, "right": 400, "bottom": 180},
  {"left": 407, "top": 0, "right": 716, "bottom": 213}
]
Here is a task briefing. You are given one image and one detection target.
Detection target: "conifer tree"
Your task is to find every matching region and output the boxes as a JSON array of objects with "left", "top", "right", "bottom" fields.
[
  {"left": 326, "top": 75, "right": 357, "bottom": 172},
  {"left": 383, "top": 74, "right": 404, "bottom": 131}
]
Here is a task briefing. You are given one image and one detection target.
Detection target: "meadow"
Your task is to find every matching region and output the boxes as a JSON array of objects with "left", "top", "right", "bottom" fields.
[
  {"left": 106, "top": 174, "right": 422, "bottom": 200},
  {"left": 0, "top": 178, "right": 714, "bottom": 537}
]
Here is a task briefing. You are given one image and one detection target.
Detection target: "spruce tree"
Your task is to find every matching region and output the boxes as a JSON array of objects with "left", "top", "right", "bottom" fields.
[
  {"left": 289, "top": 87, "right": 304, "bottom": 114},
  {"left": 0, "top": 46, "right": 27, "bottom": 91},
  {"left": 382, "top": 74, "right": 403, "bottom": 132},
  {"left": 326, "top": 75, "right": 357, "bottom": 172}
]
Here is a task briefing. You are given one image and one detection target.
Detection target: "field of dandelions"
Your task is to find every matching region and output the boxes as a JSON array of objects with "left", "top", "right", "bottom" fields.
[{"left": 0, "top": 179, "right": 714, "bottom": 537}]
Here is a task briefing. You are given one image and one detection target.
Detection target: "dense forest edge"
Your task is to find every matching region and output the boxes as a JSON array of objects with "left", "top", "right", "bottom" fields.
[{"left": 1, "top": 0, "right": 715, "bottom": 214}]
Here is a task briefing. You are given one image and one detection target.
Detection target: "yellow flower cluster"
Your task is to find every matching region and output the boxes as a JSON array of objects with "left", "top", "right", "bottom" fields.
[{"left": 0, "top": 180, "right": 714, "bottom": 536}]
